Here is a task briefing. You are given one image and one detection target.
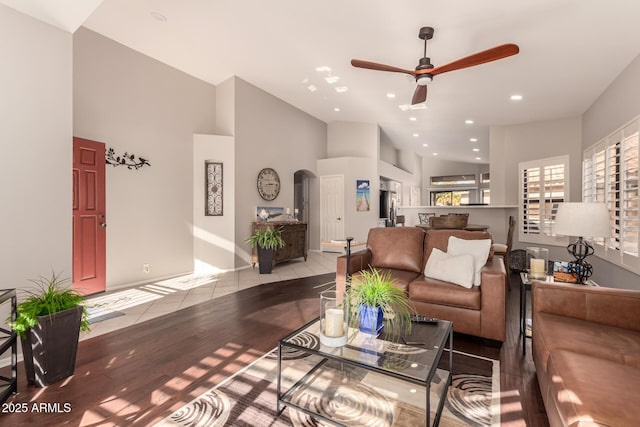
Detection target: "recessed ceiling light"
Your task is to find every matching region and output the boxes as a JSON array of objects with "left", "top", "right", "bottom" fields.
[
  {"left": 465, "top": 119, "right": 474, "bottom": 124},
  {"left": 334, "top": 86, "right": 348, "bottom": 93},
  {"left": 325, "top": 76, "right": 340, "bottom": 84},
  {"left": 473, "top": 148, "right": 480, "bottom": 152},
  {"left": 510, "top": 94, "right": 523, "bottom": 101},
  {"left": 387, "top": 93, "right": 396, "bottom": 99},
  {"left": 409, "top": 117, "right": 417, "bottom": 121},
  {"left": 413, "top": 133, "right": 419, "bottom": 137},
  {"left": 422, "top": 143, "right": 428, "bottom": 147},
  {"left": 433, "top": 152, "right": 438, "bottom": 156},
  {"left": 475, "top": 157, "right": 481, "bottom": 160},
  {"left": 307, "top": 84, "right": 317, "bottom": 92},
  {"left": 315, "top": 66, "right": 331, "bottom": 73},
  {"left": 470, "top": 138, "right": 478, "bottom": 142},
  {"left": 150, "top": 11, "right": 167, "bottom": 22},
  {"left": 334, "top": 107, "right": 340, "bottom": 112}
]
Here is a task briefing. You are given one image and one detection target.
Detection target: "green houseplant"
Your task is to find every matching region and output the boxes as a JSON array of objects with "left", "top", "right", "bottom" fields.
[
  {"left": 9, "top": 272, "right": 89, "bottom": 387},
  {"left": 347, "top": 268, "right": 414, "bottom": 337},
  {"left": 246, "top": 227, "right": 286, "bottom": 274}
]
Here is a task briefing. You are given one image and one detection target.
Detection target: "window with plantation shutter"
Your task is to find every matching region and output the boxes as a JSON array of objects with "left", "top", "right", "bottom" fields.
[
  {"left": 583, "top": 116, "right": 640, "bottom": 273},
  {"left": 519, "top": 155, "right": 569, "bottom": 244}
]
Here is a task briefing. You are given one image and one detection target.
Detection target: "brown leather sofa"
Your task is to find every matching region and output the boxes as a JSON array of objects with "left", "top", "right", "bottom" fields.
[
  {"left": 532, "top": 283, "right": 640, "bottom": 426},
  {"left": 336, "top": 227, "right": 507, "bottom": 342}
]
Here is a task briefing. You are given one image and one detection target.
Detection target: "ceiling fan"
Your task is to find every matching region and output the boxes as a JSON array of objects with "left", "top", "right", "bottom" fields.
[{"left": 351, "top": 27, "right": 519, "bottom": 105}]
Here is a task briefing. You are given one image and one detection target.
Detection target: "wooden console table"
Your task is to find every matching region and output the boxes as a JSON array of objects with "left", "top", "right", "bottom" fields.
[{"left": 251, "top": 221, "right": 307, "bottom": 267}]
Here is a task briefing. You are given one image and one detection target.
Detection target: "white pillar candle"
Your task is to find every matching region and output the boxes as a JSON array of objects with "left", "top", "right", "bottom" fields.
[
  {"left": 286, "top": 208, "right": 290, "bottom": 215},
  {"left": 294, "top": 208, "right": 299, "bottom": 214},
  {"left": 530, "top": 258, "right": 545, "bottom": 277},
  {"left": 324, "top": 308, "right": 344, "bottom": 337}
]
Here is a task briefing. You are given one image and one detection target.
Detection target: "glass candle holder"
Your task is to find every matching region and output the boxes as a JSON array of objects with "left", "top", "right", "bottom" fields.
[
  {"left": 319, "top": 290, "right": 348, "bottom": 347},
  {"left": 527, "top": 247, "right": 549, "bottom": 279}
]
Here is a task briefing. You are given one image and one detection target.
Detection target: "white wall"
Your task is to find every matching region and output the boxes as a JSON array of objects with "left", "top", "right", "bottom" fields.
[
  {"left": 318, "top": 157, "right": 379, "bottom": 243},
  {"left": 582, "top": 55, "right": 640, "bottom": 146},
  {"left": 379, "top": 139, "right": 397, "bottom": 166},
  {"left": 489, "top": 116, "right": 582, "bottom": 205},
  {"left": 73, "top": 28, "right": 217, "bottom": 288},
  {"left": 233, "top": 78, "right": 327, "bottom": 267},
  {"left": 193, "top": 135, "right": 235, "bottom": 272},
  {"left": 327, "top": 121, "right": 379, "bottom": 159},
  {"left": 0, "top": 5, "right": 72, "bottom": 291}
]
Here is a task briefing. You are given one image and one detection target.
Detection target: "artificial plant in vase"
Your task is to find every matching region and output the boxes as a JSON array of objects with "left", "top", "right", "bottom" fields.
[
  {"left": 246, "top": 227, "right": 285, "bottom": 274},
  {"left": 9, "top": 272, "right": 90, "bottom": 387},
  {"left": 347, "top": 268, "right": 414, "bottom": 337}
]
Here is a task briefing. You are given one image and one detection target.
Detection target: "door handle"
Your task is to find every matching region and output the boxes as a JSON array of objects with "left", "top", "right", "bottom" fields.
[{"left": 99, "top": 223, "right": 107, "bottom": 228}]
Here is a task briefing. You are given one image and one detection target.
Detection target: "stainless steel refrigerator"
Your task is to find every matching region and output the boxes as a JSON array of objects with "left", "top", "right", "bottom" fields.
[{"left": 379, "top": 190, "right": 398, "bottom": 227}]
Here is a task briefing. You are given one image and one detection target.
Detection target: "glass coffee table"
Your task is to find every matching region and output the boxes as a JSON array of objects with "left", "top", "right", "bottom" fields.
[{"left": 276, "top": 317, "right": 453, "bottom": 427}]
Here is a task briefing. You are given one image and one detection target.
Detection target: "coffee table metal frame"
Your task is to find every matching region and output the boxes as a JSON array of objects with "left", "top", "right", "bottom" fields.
[{"left": 276, "top": 317, "right": 453, "bottom": 427}]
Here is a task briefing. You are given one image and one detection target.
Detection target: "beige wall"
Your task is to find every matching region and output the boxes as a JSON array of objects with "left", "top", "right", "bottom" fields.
[
  {"left": 73, "top": 28, "right": 217, "bottom": 288},
  {"left": 489, "top": 116, "right": 582, "bottom": 205},
  {"left": 327, "top": 121, "right": 379, "bottom": 159},
  {"left": 193, "top": 135, "right": 235, "bottom": 272},
  {"left": 0, "top": 5, "right": 72, "bottom": 292},
  {"left": 233, "top": 77, "right": 327, "bottom": 267}
]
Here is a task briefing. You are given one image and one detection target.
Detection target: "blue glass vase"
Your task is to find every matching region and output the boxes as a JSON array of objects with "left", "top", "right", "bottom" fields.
[{"left": 358, "top": 304, "right": 384, "bottom": 335}]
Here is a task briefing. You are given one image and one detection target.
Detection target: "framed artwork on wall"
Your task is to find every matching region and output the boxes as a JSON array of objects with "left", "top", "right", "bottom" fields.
[
  {"left": 356, "top": 180, "right": 370, "bottom": 211},
  {"left": 205, "top": 161, "right": 223, "bottom": 216}
]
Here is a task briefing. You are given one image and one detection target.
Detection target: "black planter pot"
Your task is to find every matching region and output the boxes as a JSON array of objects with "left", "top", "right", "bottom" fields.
[
  {"left": 21, "top": 305, "right": 82, "bottom": 387},
  {"left": 257, "top": 246, "right": 275, "bottom": 274}
]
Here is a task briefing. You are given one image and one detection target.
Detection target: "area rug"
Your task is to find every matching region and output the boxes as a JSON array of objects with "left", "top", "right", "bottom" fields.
[{"left": 155, "top": 336, "right": 499, "bottom": 427}]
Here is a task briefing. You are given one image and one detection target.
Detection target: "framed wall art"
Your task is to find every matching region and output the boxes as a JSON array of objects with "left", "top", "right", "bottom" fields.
[
  {"left": 205, "top": 161, "right": 223, "bottom": 216},
  {"left": 356, "top": 180, "right": 370, "bottom": 211}
]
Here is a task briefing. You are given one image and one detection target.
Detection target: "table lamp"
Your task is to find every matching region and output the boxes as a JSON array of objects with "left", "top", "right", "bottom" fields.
[{"left": 552, "top": 202, "right": 611, "bottom": 284}]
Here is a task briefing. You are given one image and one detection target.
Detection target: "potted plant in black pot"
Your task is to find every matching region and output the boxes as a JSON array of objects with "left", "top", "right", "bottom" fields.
[
  {"left": 9, "top": 272, "right": 89, "bottom": 387},
  {"left": 347, "top": 268, "right": 414, "bottom": 337},
  {"left": 246, "top": 227, "right": 285, "bottom": 274}
]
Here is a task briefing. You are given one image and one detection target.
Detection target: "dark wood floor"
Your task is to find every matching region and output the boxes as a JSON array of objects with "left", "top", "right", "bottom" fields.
[{"left": 4, "top": 272, "right": 549, "bottom": 426}]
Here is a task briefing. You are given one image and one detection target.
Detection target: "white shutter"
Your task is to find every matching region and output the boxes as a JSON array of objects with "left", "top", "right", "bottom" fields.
[
  {"left": 622, "top": 125, "right": 639, "bottom": 257},
  {"left": 519, "top": 155, "right": 569, "bottom": 245},
  {"left": 583, "top": 115, "right": 640, "bottom": 272}
]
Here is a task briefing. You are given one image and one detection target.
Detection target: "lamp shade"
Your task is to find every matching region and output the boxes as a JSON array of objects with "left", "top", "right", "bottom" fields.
[{"left": 553, "top": 202, "right": 612, "bottom": 238}]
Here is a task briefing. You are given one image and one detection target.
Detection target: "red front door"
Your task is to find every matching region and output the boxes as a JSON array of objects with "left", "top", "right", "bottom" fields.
[{"left": 72, "top": 137, "right": 106, "bottom": 295}]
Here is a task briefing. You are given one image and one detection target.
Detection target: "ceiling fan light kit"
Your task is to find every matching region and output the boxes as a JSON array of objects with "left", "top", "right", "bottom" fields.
[{"left": 351, "top": 26, "right": 519, "bottom": 105}]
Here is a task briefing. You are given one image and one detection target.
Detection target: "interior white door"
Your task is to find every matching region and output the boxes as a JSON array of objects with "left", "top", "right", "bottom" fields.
[{"left": 320, "top": 175, "right": 345, "bottom": 242}]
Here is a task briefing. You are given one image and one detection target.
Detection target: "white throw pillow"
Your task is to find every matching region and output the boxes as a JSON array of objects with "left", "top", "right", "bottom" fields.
[
  {"left": 447, "top": 236, "right": 492, "bottom": 286},
  {"left": 424, "top": 248, "right": 475, "bottom": 289}
]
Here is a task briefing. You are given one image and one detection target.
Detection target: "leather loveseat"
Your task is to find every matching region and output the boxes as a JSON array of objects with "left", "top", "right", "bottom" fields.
[
  {"left": 532, "top": 283, "right": 640, "bottom": 426},
  {"left": 336, "top": 227, "right": 507, "bottom": 342}
]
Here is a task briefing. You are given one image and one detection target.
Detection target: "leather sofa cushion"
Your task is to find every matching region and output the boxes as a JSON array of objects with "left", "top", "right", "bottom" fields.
[
  {"left": 367, "top": 227, "right": 425, "bottom": 274},
  {"left": 534, "top": 312, "right": 640, "bottom": 374},
  {"left": 547, "top": 349, "right": 640, "bottom": 426},
  {"left": 409, "top": 277, "right": 481, "bottom": 310},
  {"left": 351, "top": 267, "right": 419, "bottom": 293}
]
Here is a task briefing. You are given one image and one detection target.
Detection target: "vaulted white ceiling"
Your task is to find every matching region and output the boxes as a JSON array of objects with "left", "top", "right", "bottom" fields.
[{"left": 4, "top": 0, "right": 640, "bottom": 163}]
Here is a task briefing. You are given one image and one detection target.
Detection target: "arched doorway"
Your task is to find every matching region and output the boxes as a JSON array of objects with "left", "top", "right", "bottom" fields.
[{"left": 294, "top": 170, "right": 313, "bottom": 250}]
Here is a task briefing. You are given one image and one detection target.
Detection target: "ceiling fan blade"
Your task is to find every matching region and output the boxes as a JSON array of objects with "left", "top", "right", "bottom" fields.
[
  {"left": 426, "top": 43, "right": 519, "bottom": 76},
  {"left": 411, "top": 85, "right": 427, "bottom": 105},
  {"left": 351, "top": 59, "right": 417, "bottom": 77}
]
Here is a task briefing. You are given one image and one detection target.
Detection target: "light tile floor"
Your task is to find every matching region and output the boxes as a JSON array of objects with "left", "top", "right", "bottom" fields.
[{"left": 81, "top": 250, "right": 340, "bottom": 341}]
